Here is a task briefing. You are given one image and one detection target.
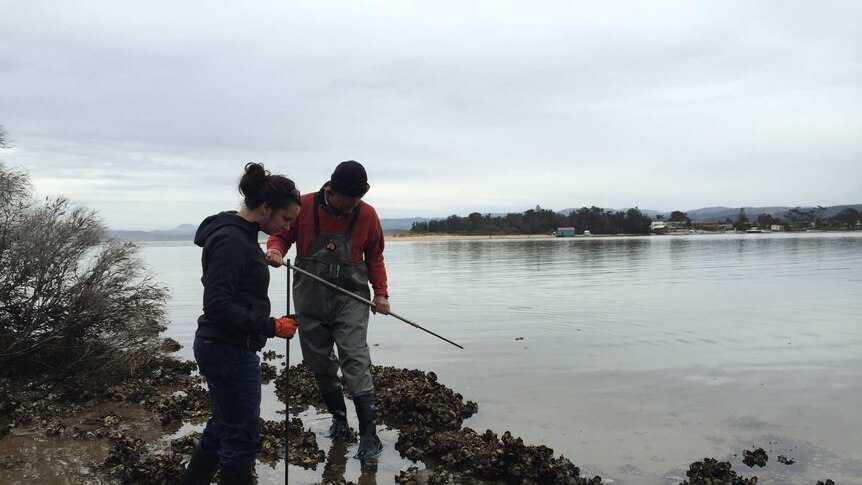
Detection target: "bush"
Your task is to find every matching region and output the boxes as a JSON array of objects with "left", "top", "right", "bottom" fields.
[{"left": 0, "top": 162, "right": 169, "bottom": 386}]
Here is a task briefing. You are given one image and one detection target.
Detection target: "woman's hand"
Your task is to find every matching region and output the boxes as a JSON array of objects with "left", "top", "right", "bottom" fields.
[
  {"left": 265, "top": 248, "right": 284, "bottom": 268},
  {"left": 273, "top": 316, "right": 297, "bottom": 339}
]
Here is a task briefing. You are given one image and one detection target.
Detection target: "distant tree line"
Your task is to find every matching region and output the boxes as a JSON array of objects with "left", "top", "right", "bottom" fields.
[
  {"left": 730, "top": 206, "right": 861, "bottom": 231},
  {"left": 410, "top": 206, "right": 653, "bottom": 235},
  {"left": 410, "top": 204, "right": 861, "bottom": 235}
]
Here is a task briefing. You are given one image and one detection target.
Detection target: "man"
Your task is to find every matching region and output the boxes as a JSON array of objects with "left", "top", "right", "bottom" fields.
[{"left": 265, "top": 160, "right": 390, "bottom": 461}]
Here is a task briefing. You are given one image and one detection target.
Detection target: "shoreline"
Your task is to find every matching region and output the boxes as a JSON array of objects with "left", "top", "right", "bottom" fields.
[
  {"left": 386, "top": 233, "right": 555, "bottom": 241},
  {"left": 384, "top": 230, "right": 861, "bottom": 241}
]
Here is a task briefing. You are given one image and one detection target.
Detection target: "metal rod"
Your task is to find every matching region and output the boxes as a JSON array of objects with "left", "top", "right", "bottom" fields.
[
  {"left": 286, "top": 261, "right": 464, "bottom": 350},
  {"left": 284, "top": 265, "right": 290, "bottom": 485}
]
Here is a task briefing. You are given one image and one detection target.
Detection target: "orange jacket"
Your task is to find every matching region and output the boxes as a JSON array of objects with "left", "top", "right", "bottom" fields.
[{"left": 266, "top": 190, "right": 389, "bottom": 298}]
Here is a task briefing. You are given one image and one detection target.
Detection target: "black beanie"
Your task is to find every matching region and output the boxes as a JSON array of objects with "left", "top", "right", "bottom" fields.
[{"left": 329, "top": 160, "right": 369, "bottom": 197}]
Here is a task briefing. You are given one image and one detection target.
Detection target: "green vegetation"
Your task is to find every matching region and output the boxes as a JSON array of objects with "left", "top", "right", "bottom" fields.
[
  {"left": 410, "top": 205, "right": 652, "bottom": 235},
  {"left": 734, "top": 208, "right": 750, "bottom": 231},
  {"left": 0, "top": 128, "right": 169, "bottom": 388},
  {"left": 831, "top": 208, "right": 862, "bottom": 228},
  {"left": 669, "top": 211, "right": 690, "bottom": 224},
  {"left": 410, "top": 204, "right": 860, "bottom": 235},
  {"left": 750, "top": 206, "right": 861, "bottom": 231}
]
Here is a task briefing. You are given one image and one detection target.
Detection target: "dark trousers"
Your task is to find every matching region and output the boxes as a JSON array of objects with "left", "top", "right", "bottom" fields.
[{"left": 193, "top": 336, "right": 262, "bottom": 469}]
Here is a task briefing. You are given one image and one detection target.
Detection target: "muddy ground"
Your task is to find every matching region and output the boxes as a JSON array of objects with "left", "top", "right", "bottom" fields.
[{"left": 0, "top": 350, "right": 836, "bottom": 484}]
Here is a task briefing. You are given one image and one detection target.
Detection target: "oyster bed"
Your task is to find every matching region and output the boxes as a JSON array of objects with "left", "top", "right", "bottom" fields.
[{"left": 0, "top": 351, "right": 837, "bottom": 484}]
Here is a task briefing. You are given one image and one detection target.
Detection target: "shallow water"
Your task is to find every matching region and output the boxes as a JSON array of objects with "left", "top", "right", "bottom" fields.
[
  {"left": 8, "top": 233, "right": 859, "bottom": 484},
  {"left": 151, "top": 232, "right": 862, "bottom": 484}
]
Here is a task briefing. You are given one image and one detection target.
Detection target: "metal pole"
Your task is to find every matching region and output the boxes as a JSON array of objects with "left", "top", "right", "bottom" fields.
[
  {"left": 284, "top": 264, "right": 290, "bottom": 485},
  {"left": 285, "top": 261, "right": 464, "bottom": 350}
]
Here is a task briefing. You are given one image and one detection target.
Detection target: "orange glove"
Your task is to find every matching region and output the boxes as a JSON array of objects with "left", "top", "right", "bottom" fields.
[{"left": 273, "top": 316, "right": 297, "bottom": 339}]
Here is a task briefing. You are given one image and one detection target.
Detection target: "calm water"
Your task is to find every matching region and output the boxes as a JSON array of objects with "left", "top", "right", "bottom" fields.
[{"left": 142, "top": 233, "right": 862, "bottom": 485}]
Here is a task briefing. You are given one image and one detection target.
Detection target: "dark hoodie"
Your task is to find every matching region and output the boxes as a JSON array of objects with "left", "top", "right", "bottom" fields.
[{"left": 194, "top": 211, "right": 275, "bottom": 351}]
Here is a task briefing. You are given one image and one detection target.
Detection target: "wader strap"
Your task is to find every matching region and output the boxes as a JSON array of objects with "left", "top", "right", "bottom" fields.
[{"left": 313, "top": 189, "right": 325, "bottom": 237}]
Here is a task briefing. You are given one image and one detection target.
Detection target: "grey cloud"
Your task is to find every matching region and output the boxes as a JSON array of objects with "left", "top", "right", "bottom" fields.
[{"left": 1, "top": 1, "right": 860, "bottom": 229}]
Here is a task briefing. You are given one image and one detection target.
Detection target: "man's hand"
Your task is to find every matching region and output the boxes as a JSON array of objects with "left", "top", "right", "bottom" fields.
[
  {"left": 265, "top": 248, "right": 284, "bottom": 268},
  {"left": 371, "top": 295, "right": 390, "bottom": 315}
]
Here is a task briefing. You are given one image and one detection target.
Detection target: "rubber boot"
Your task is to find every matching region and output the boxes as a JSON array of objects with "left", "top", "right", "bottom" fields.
[
  {"left": 218, "top": 463, "right": 254, "bottom": 485},
  {"left": 353, "top": 393, "right": 382, "bottom": 461},
  {"left": 321, "top": 388, "right": 349, "bottom": 439},
  {"left": 179, "top": 448, "right": 219, "bottom": 485}
]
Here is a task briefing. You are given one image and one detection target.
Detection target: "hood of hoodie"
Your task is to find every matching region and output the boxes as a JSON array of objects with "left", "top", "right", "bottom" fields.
[{"left": 194, "top": 211, "right": 261, "bottom": 247}]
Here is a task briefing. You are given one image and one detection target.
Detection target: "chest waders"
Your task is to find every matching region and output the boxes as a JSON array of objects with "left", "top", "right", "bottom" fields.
[{"left": 293, "top": 193, "right": 382, "bottom": 460}]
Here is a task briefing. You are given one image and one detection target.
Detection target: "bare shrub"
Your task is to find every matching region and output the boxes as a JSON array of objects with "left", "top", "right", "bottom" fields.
[{"left": 0, "top": 162, "right": 169, "bottom": 386}]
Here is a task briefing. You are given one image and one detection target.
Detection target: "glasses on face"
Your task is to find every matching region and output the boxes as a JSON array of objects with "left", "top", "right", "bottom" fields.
[{"left": 288, "top": 188, "right": 302, "bottom": 205}]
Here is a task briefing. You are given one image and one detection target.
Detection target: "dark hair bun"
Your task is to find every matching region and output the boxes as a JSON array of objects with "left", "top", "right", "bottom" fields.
[
  {"left": 239, "top": 162, "right": 269, "bottom": 199},
  {"left": 237, "top": 162, "right": 299, "bottom": 211}
]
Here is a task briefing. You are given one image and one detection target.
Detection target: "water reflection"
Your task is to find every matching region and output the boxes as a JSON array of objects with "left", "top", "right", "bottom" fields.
[
  {"left": 321, "top": 442, "right": 349, "bottom": 483},
  {"left": 318, "top": 439, "right": 385, "bottom": 484}
]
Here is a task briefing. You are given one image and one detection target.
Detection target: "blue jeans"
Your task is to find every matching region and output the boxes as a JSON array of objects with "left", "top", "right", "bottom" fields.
[{"left": 193, "top": 336, "right": 262, "bottom": 468}]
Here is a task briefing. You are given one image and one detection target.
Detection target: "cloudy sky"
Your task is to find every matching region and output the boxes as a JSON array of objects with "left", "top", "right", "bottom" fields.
[{"left": 1, "top": 1, "right": 859, "bottom": 230}]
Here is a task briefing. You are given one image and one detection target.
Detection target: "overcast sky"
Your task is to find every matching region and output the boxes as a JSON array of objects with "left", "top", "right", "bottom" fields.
[{"left": 1, "top": 1, "right": 860, "bottom": 230}]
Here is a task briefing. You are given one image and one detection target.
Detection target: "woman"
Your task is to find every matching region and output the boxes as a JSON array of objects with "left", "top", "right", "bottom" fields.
[{"left": 181, "top": 163, "right": 301, "bottom": 485}]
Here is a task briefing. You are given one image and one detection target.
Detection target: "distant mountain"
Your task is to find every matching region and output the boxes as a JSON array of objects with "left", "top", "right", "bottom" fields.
[
  {"left": 558, "top": 205, "right": 862, "bottom": 221},
  {"left": 558, "top": 207, "right": 665, "bottom": 218},
  {"left": 380, "top": 217, "right": 433, "bottom": 231},
  {"left": 150, "top": 223, "right": 197, "bottom": 236},
  {"left": 683, "top": 205, "right": 862, "bottom": 221},
  {"left": 817, "top": 204, "right": 862, "bottom": 218},
  {"left": 108, "top": 230, "right": 193, "bottom": 242},
  {"left": 108, "top": 224, "right": 197, "bottom": 242}
]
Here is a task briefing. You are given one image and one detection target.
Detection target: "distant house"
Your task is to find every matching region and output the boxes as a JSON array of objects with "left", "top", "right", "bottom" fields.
[
  {"left": 692, "top": 220, "right": 720, "bottom": 231},
  {"left": 771, "top": 224, "right": 785, "bottom": 232},
  {"left": 650, "top": 221, "right": 668, "bottom": 234},
  {"left": 556, "top": 227, "right": 576, "bottom": 237}
]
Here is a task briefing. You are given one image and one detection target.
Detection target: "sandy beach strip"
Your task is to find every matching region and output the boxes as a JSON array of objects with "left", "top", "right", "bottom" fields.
[{"left": 385, "top": 233, "right": 556, "bottom": 241}]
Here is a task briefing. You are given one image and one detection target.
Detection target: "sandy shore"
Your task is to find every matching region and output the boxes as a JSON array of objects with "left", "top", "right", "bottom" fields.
[{"left": 386, "top": 233, "right": 555, "bottom": 241}]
